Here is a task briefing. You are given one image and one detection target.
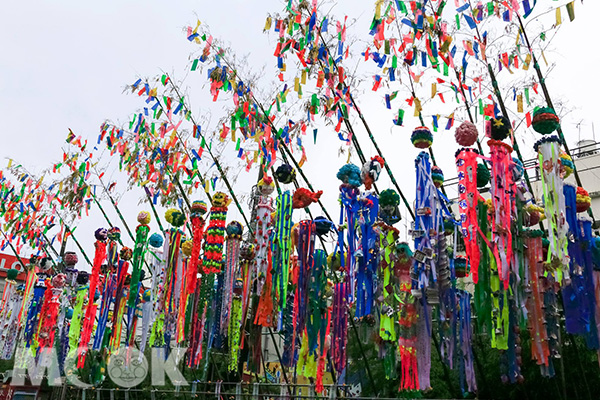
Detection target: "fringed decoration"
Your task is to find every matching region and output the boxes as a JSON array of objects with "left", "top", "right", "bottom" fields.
[
  {"left": 272, "top": 191, "right": 293, "bottom": 310},
  {"left": 488, "top": 139, "right": 514, "bottom": 289},
  {"left": 331, "top": 281, "right": 348, "bottom": 383},
  {"left": 535, "top": 136, "right": 569, "bottom": 282},
  {"left": 78, "top": 234, "right": 107, "bottom": 366},
  {"left": 456, "top": 148, "right": 481, "bottom": 281},
  {"left": 356, "top": 193, "right": 378, "bottom": 319}
]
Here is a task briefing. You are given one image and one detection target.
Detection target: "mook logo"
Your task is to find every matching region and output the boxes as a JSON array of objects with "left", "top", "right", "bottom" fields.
[{"left": 11, "top": 346, "right": 189, "bottom": 388}]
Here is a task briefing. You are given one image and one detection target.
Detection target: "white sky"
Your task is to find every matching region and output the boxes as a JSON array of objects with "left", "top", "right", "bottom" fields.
[{"left": 0, "top": 0, "right": 598, "bottom": 265}]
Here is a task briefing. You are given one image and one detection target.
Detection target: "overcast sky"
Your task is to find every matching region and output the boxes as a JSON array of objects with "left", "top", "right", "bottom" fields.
[{"left": 0, "top": 0, "right": 598, "bottom": 265}]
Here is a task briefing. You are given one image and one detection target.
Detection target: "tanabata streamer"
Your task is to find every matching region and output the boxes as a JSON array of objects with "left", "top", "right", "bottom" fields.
[{"left": 455, "top": 148, "right": 481, "bottom": 282}]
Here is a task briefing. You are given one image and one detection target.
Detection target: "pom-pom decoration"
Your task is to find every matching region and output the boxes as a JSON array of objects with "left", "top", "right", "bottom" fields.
[
  {"left": 226, "top": 221, "right": 244, "bottom": 238},
  {"left": 292, "top": 188, "right": 323, "bottom": 209},
  {"left": 379, "top": 189, "right": 400, "bottom": 208},
  {"left": 137, "top": 211, "right": 151, "bottom": 225},
  {"left": 532, "top": 107, "right": 560, "bottom": 134},
  {"left": 94, "top": 228, "right": 108, "bottom": 241},
  {"left": 454, "top": 256, "right": 467, "bottom": 278},
  {"left": 476, "top": 163, "right": 490, "bottom": 188},
  {"left": 274, "top": 164, "right": 296, "bottom": 184},
  {"left": 76, "top": 271, "right": 89, "bottom": 285},
  {"left": 559, "top": 151, "right": 574, "bottom": 179},
  {"left": 379, "top": 189, "right": 401, "bottom": 225},
  {"left": 360, "top": 156, "right": 385, "bottom": 190},
  {"left": 411, "top": 126, "right": 433, "bottom": 148},
  {"left": 510, "top": 157, "right": 524, "bottom": 181},
  {"left": 64, "top": 251, "right": 78, "bottom": 267},
  {"left": 148, "top": 233, "right": 164, "bottom": 248},
  {"left": 257, "top": 176, "right": 276, "bottom": 196},
  {"left": 487, "top": 116, "right": 512, "bottom": 141},
  {"left": 181, "top": 240, "right": 194, "bottom": 257},
  {"left": 455, "top": 121, "right": 479, "bottom": 147},
  {"left": 336, "top": 164, "right": 362, "bottom": 187},
  {"left": 211, "top": 191, "right": 231, "bottom": 208},
  {"left": 165, "top": 208, "right": 186, "bottom": 227},
  {"left": 576, "top": 187, "right": 591, "bottom": 213},
  {"left": 120, "top": 247, "right": 133, "bottom": 261},
  {"left": 6, "top": 268, "right": 19, "bottom": 282},
  {"left": 431, "top": 166, "right": 444, "bottom": 188}
]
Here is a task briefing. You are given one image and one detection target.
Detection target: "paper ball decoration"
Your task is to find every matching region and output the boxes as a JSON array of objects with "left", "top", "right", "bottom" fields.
[
  {"left": 240, "top": 242, "right": 255, "bottom": 260},
  {"left": 77, "top": 271, "right": 89, "bottom": 285},
  {"left": 314, "top": 216, "right": 334, "bottom": 236},
  {"left": 510, "top": 157, "right": 524, "bottom": 181},
  {"left": 361, "top": 156, "right": 385, "bottom": 190},
  {"left": 488, "top": 116, "right": 512, "bottom": 140},
  {"left": 191, "top": 200, "right": 208, "bottom": 217},
  {"left": 142, "top": 289, "right": 151, "bottom": 302},
  {"left": 65, "top": 308, "right": 74, "bottom": 319},
  {"left": 137, "top": 211, "right": 151, "bottom": 225},
  {"left": 52, "top": 273, "right": 66, "bottom": 288},
  {"left": 411, "top": 126, "right": 433, "bottom": 149},
  {"left": 454, "top": 256, "right": 467, "bottom": 278},
  {"left": 226, "top": 221, "right": 244, "bottom": 238},
  {"left": 336, "top": 164, "right": 362, "bottom": 187},
  {"left": 455, "top": 121, "right": 478, "bottom": 146},
  {"left": 64, "top": 251, "right": 78, "bottom": 267},
  {"left": 107, "top": 227, "right": 121, "bottom": 241},
  {"left": 532, "top": 107, "right": 560, "bottom": 134},
  {"left": 257, "top": 176, "right": 276, "bottom": 196},
  {"left": 95, "top": 228, "right": 108, "bottom": 241},
  {"left": 120, "top": 247, "right": 133, "bottom": 261},
  {"left": 396, "top": 242, "right": 413, "bottom": 268},
  {"left": 165, "top": 208, "right": 185, "bottom": 227},
  {"left": 476, "top": 163, "right": 490, "bottom": 188},
  {"left": 6, "top": 268, "right": 18, "bottom": 282},
  {"left": 148, "top": 233, "right": 164, "bottom": 248},
  {"left": 379, "top": 189, "right": 400, "bottom": 208},
  {"left": 524, "top": 204, "right": 545, "bottom": 227},
  {"left": 274, "top": 164, "right": 296, "bottom": 184},
  {"left": 431, "top": 166, "right": 444, "bottom": 188},
  {"left": 559, "top": 151, "right": 574, "bottom": 179},
  {"left": 181, "top": 240, "right": 193, "bottom": 257},
  {"left": 576, "top": 187, "right": 591, "bottom": 213}
]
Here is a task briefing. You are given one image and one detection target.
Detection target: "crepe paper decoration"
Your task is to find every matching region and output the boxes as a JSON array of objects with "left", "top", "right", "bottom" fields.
[
  {"left": 523, "top": 230, "right": 552, "bottom": 372},
  {"left": 220, "top": 221, "right": 243, "bottom": 338},
  {"left": 331, "top": 281, "right": 348, "bottom": 382},
  {"left": 532, "top": 107, "right": 560, "bottom": 134},
  {"left": 292, "top": 187, "right": 323, "bottom": 209},
  {"left": 561, "top": 184, "right": 600, "bottom": 348},
  {"left": 575, "top": 187, "right": 591, "bottom": 213},
  {"left": 455, "top": 121, "right": 478, "bottom": 147},
  {"left": 93, "top": 234, "right": 119, "bottom": 351},
  {"left": 275, "top": 163, "right": 296, "bottom": 184},
  {"left": 412, "top": 151, "right": 444, "bottom": 295},
  {"left": 254, "top": 188, "right": 274, "bottom": 297},
  {"left": 487, "top": 139, "right": 515, "bottom": 289},
  {"left": 534, "top": 135, "right": 569, "bottom": 282},
  {"left": 77, "top": 230, "right": 107, "bottom": 366},
  {"left": 202, "top": 193, "right": 230, "bottom": 274},
  {"left": 272, "top": 191, "right": 293, "bottom": 310},
  {"left": 411, "top": 126, "right": 433, "bottom": 149},
  {"left": 356, "top": 194, "right": 378, "bottom": 320},
  {"left": 186, "top": 200, "right": 207, "bottom": 300},
  {"left": 360, "top": 156, "right": 385, "bottom": 190}
]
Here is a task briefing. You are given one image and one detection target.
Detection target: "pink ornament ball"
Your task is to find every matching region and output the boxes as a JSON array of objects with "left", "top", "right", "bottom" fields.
[{"left": 455, "top": 121, "right": 478, "bottom": 147}]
